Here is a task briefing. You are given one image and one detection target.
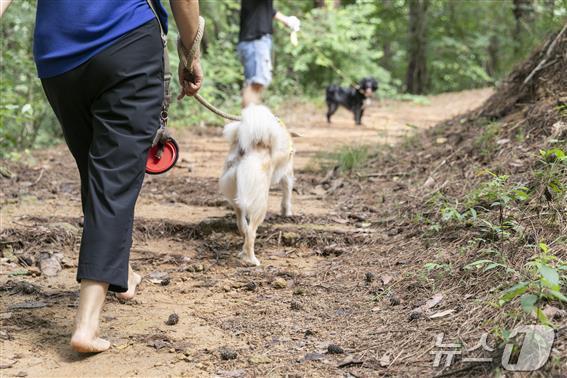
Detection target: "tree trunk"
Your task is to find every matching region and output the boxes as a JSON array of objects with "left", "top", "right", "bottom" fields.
[
  {"left": 513, "top": 0, "right": 535, "bottom": 54},
  {"left": 406, "top": 0, "right": 429, "bottom": 94},
  {"left": 486, "top": 34, "right": 500, "bottom": 78},
  {"left": 380, "top": 0, "right": 393, "bottom": 72}
]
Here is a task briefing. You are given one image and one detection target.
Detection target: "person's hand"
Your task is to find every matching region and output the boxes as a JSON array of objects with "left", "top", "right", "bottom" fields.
[
  {"left": 177, "top": 57, "right": 203, "bottom": 100},
  {"left": 285, "top": 16, "right": 300, "bottom": 32}
]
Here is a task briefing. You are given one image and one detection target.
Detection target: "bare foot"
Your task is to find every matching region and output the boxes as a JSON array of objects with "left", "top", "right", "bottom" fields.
[
  {"left": 70, "top": 280, "right": 109, "bottom": 353},
  {"left": 70, "top": 328, "right": 111, "bottom": 353},
  {"left": 116, "top": 268, "right": 142, "bottom": 300}
]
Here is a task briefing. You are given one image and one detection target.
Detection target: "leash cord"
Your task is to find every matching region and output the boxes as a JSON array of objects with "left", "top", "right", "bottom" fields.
[
  {"left": 178, "top": 17, "right": 242, "bottom": 122},
  {"left": 194, "top": 94, "right": 241, "bottom": 121}
]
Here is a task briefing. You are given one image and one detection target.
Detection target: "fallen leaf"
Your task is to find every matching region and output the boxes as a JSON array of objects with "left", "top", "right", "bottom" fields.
[
  {"left": 337, "top": 354, "right": 363, "bottom": 368},
  {"left": 379, "top": 353, "right": 390, "bottom": 367},
  {"left": 429, "top": 309, "right": 455, "bottom": 319},
  {"left": 381, "top": 274, "right": 393, "bottom": 285},
  {"left": 423, "top": 293, "right": 443, "bottom": 310},
  {"left": 423, "top": 176, "right": 435, "bottom": 188},
  {"left": 301, "top": 353, "right": 324, "bottom": 362}
]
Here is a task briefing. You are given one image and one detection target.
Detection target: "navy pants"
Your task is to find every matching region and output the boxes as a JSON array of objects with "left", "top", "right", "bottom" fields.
[{"left": 41, "top": 20, "right": 164, "bottom": 292}]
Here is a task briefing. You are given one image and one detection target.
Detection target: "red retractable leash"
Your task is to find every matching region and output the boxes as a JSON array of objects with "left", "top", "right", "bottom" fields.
[{"left": 146, "top": 138, "right": 179, "bottom": 175}]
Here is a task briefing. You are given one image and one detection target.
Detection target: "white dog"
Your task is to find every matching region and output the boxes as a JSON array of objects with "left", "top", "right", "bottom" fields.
[{"left": 219, "top": 104, "right": 295, "bottom": 266}]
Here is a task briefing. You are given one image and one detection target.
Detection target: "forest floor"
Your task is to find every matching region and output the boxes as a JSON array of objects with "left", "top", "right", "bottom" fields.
[{"left": 1, "top": 88, "right": 513, "bottom": 377}]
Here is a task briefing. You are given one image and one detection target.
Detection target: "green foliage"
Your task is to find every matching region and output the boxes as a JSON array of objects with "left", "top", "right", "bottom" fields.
[
  {"left": 535, "top": 147, "right": 567, "bottom": 202},
  {"left": 320, "top": 145, "right": 370, "bottom": 172},
  {"left": 464, "top": 171, "right": 529, "bottom": 210},
  {"left": 0, "top": 0, "right": 59, "bottom": 158},
  {"left": 498, "top": 242, "right": 566, "bottom": 326}
]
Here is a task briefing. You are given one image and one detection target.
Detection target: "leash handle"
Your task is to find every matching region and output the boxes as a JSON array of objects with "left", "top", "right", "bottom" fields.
[{"left": 177, "top": 16, "right": 206, "bottom": 72}]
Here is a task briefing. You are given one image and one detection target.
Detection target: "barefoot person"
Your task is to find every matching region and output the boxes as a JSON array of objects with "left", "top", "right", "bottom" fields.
[
  {"left": 1, "top": 0, "right": 203, "bottom": 353},
  {"left": 238, "top": 0, "right": 300, "bottom": 106}
]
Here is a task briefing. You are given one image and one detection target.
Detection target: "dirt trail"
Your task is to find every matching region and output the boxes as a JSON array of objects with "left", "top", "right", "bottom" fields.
[{"left": 1, "top": 89, "right": 490, "bottom": 377}]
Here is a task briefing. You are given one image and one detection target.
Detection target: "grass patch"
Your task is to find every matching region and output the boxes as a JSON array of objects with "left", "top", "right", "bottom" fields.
[
  {"left": 474, "top": 122, "right": 501, "bottom": 160},
  {"left": 316, "top": 145, "right": 371, "bottom": 173}
]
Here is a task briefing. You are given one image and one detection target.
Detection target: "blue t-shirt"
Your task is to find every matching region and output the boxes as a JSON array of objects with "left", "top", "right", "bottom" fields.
[{"left": 34, "top": 0, "right": 168, "bottom": 79}]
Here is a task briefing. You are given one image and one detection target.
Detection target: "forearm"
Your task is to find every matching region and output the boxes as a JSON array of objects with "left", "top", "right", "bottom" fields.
[
  {"left": 170, "top": 0, "right": 200, "bottom": 50},
  {"left": 0, "top": 0, "right": 14, "bottom": 18},
  {"left": 273, "top": 11, "right": 287, "bottom": 24}
]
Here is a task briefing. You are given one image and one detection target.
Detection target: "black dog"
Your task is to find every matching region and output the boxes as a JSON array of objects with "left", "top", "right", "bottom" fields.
[{"left": 325, "top": 77, "right": 378, "bottom": 125}]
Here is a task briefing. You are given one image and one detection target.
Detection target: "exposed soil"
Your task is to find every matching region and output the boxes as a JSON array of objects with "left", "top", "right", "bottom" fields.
[{"left": 6, "top": 86, "right": 554, "bottom": 378}]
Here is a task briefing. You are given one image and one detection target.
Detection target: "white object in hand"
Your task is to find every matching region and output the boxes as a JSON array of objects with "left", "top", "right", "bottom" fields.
[
  {"left": 286, "top": 16, "right": 301, "bottom": 32},
  {"left": 290, "top": 31, "right": 298, "bottom": 46}
]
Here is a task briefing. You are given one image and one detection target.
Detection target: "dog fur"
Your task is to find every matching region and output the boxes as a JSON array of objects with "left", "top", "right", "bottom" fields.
[
  {"left": 219, "top": 104, "right": 295, "bottom": 266},
  {"left": 325, "top": 77, "right": 378, "bottom": 125}
]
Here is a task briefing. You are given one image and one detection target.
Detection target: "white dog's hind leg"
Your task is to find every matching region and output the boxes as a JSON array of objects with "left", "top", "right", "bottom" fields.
[
  {"left": 235, "top": 207, "right": 246, "bottom": 236},
  {"left": 238, "top": 206, "right": 265, "bottom": 267},
  {"left": 280, "top": 170, "right": 294, "bottom": 217}
]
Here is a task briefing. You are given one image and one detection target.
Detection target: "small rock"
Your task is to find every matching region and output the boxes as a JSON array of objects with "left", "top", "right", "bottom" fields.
[
  {"left": 321, "top": 246, "right": 346, "bottom": 257},
  {"left": 244, "top": 282, "right": 257, "bottom": 291},
  {"left": 389, "top": 296, "right": 401, "bottom": 306},
  {"left": 543, "top": 305, "right": 566, "bottom": 320},
  {"left": 165, "top": 313, "right": 179, "bottom": 326},
  {"left": 169, "top": 348, "right": 176, "bottom": 353},
  {"left": 282, "top": 232, "right": 301, "bottom": 246},
  {"left": 327, "top": 344, "right": 344, "bottom": 354},
  {"left": 272, "top": 277, "right": 287, "bottom": 289},
  {"left": 304, "top": 330, "right": 315, "bottom": 337},
  {"left": 248, "top": 355, "right": 271, "bottom": 364},
  {"left": 148, "top": 271, "right": 170, "bottom": 285},
  {"left": 409, "top": 309, "right": 422, "bottom": 320},
  {"left": 293, "top": 287, "right": 305, "bottom": 296},
  {"left": 290, "top": 301, "right": 302, "bottom": 311},
  {"left": 38, "top": 252, "right": 61, "bottom": 277},
  {"left": 365, "top": 272, "right": 375, "bottom": 283},
  {"left": 193, "top": 264, "right": 204, "bottom": 272},
  {"left": 215, "top": 369, "right": 245, "bottom": 378},
  {"left": 219, "top": 347, "right": 237, "bottom": 361},
  {"left": 15, "top": 372, "right": 27, "bottom": 377},
  {"left": 222, "top": 285, "right": 231, "bottom": 292},
  {"left": 27, "top": 266, "right": 41, "bottom": 276}
]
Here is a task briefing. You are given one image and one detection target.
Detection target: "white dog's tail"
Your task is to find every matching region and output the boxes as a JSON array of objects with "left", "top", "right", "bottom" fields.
[{"left": 237, "top": 104, "right": 283, "bottom": 153}]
